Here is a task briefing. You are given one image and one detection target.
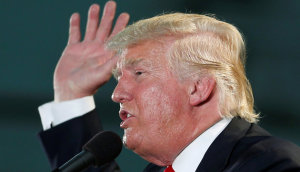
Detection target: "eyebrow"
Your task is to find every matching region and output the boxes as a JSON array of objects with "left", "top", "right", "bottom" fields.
[{"left": 123, "top": 58, "right": 145, "bottom": 67}]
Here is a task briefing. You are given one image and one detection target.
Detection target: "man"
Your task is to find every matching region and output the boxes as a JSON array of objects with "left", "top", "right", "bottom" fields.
[{"left": 38, "top": 1, "right": 300, "bottom": 172}]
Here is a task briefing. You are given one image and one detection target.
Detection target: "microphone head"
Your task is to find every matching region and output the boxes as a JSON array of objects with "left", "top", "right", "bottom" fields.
[{"left": 83, "top": 131, "right": 122, "bottom": 166}]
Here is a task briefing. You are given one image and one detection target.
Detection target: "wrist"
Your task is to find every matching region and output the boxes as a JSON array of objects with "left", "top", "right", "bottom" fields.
[{"left": 54, "top": 87, "right": 92, "bottom": 102}]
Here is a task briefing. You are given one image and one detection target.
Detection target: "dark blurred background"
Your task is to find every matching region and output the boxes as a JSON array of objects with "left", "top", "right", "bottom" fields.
[{"left": 1, "top": 0, "right": 299, "bottom": 171}]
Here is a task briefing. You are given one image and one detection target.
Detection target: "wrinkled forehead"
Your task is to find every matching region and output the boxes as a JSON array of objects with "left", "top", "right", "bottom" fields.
[
  {"left": 112, "top": 48, "right": 166, "bottom": 79},
  {"left": 116, "top": 53, "right": 155, "bottom": 69},
  {"left": 116, "top": 40, "right": 170, "bottom": 67},
  {"left": 111, "top": 38, "right": 177, "bottom": 79}
]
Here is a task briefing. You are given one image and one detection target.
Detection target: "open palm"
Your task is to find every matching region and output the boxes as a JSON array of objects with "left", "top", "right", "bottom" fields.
[{"left": 54, "top": 1, "right": 129, "bottom": 102}]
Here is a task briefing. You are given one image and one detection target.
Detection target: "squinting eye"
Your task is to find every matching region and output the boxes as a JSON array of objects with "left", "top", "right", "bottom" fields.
[{"left": 135, "top": 71, "right": 143, "bottom": 75}]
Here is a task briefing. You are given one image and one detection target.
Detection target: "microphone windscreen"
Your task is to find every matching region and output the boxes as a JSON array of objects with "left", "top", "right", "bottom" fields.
[{"left": 83, "top": 131, "right": 122, "bottom": 166}]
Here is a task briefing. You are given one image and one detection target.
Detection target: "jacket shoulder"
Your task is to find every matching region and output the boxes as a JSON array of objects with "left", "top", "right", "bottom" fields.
[{"left": 226, "top": 124, "right": 300, "bottom": 172}]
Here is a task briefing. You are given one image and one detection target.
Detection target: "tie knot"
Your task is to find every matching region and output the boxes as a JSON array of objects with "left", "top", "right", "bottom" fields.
[{"left": 164, "top": 165, "right": 175, "bottom": 172}]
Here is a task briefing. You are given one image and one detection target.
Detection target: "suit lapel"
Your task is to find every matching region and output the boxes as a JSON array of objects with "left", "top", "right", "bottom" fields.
[{"left": 196, "top": 118, "right": 251, "bottom": 172}]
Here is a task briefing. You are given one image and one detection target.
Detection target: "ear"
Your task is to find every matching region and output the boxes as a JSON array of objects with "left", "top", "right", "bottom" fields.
[{"left": 189, "top": 76, "right": 216, "bottom": 106}]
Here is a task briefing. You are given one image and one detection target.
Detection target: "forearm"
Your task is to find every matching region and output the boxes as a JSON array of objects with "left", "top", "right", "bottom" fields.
[
  {"left": 38, "top": 110, "right": 102, "bottom": 168},
  {"left": 38, "top": 108, "right": 121, "bottom": 172}
]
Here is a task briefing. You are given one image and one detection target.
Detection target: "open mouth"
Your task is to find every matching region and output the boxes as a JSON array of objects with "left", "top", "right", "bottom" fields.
[{"left": 119, "top": 109, "right": 135, "bottom": 128}]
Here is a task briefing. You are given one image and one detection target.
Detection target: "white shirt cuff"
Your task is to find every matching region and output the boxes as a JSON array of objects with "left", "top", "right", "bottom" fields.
[{"left": 38, "top": 96, "right": 95, "bottom": 130}]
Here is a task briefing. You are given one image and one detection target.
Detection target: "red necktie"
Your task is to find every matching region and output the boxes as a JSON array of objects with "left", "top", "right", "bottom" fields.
[{"left": 164, "top": 165, "right": 175, "bottom": 172}]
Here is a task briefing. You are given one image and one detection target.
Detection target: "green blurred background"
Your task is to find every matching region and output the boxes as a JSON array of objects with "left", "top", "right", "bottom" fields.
[{"left": 1, "top": 0, "right": 299, "bottom": 171}]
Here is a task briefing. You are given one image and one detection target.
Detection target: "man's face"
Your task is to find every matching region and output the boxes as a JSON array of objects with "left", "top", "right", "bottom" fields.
[{"left": 112, "top": 40, "right": 191, "bottom": 162}]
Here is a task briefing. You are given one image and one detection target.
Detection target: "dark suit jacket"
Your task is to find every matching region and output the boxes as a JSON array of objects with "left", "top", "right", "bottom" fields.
[
  {"left": 38, "top": 110, "right": 120, "bottom": 172},
  {"left": 39, "top": 110, "right": 300, "bottom": 172}
]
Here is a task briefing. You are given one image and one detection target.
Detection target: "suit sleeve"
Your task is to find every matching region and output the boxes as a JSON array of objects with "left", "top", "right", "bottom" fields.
[{"left": 38, "top": 109, "right": 120, "bottom": 172}]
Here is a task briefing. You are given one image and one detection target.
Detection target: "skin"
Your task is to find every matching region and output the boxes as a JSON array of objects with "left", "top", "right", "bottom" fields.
[
  {"left": 54, "top": 1, "right": 222, "bottom": 167},
  {"left": 54, "top": 1, "right": 129, "bottom": 102},
  {"left": 112, "top": 40, "right": 222, "bottom": 165},
  {"left": 112, "top": 40, "right": 191, "bottom": 165}
]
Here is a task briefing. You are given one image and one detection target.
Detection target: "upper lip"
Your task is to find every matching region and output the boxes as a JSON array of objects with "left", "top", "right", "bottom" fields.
[{"left": 119, "top": 109, "right": 134, "bottom": 121}]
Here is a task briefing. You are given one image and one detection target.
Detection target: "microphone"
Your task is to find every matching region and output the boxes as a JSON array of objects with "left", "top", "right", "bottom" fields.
[{"left": 52, "top": 131, "right": 123, "bottom": 172}]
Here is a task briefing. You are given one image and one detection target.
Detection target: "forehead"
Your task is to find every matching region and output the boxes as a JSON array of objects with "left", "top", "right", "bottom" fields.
[{"left": 116, "top": 40, "right": 168, "bottom": 69}]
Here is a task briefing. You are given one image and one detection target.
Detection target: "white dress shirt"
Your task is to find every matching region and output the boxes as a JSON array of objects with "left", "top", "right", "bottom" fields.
[
  {"left": 172, "top": 118, "right": 231, "bottom": 172},
  {"left": 38, "top": 97, "right": 231, "bottom": 172}
]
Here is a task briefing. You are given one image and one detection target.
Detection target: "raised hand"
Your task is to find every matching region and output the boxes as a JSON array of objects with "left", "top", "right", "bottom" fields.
[{"left": 54, "top": 1, "right": 129, "bottom": 102}]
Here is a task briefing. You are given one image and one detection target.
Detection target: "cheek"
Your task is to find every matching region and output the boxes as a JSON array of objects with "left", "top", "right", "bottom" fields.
[{"left": 137, "top": 83, "right": 182, "bottom": 129}]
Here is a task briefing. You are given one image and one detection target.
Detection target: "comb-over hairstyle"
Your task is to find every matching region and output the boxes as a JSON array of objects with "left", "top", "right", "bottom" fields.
[{"left": 107, "top": 13, "right": 259, "bottom": 123}]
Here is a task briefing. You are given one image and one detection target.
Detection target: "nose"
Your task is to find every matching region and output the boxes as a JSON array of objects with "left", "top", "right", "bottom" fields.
[{"left": 112, "top": 79, "right": 133, "bottom": 103}]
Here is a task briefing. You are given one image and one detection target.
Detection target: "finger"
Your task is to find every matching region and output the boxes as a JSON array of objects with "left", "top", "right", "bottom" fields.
[
  {"left": 109, "top": 12, "right": 130, "bottom": 40},
  {"left": 96, "top": 1, "right": 116, "bottom": 42},
  {"left": 68, "top": 13, "right": 81, "bottom": 45},
  {"left": 84, "top": 4, "right": 100, "bottom": 41}
]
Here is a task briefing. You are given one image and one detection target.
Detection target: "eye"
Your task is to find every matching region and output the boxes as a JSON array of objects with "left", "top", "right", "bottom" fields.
[{"left": 135, "top": 71, "right": 143, "bottom": 75}]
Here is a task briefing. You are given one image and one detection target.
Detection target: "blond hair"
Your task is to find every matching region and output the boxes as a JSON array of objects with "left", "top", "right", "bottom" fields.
[{"left": 108, "top": 13, "right": 259, "bottom": 123}]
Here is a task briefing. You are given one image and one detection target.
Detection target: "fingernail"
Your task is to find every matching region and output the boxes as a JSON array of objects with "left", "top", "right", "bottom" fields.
[{"left": 90, "top": 4, "right": 99, "bottom": 11}]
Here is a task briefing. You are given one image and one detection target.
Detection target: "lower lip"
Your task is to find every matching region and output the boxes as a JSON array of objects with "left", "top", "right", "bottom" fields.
[{"left": 120, "top": 116, "right": 135, "bottom": 128}]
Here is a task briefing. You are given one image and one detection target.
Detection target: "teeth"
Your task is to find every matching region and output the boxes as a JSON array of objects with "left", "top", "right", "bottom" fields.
[{"left": 127, "top": 114, "right": 132, "bottom": 118}]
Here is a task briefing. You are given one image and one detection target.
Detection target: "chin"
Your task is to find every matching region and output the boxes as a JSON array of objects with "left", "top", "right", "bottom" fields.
[
  {"left": 122, "top": 128, "right": 139, "bottom": 150},
  {"left": 122, "top": 134, "right": 131, "bottom": 149}
]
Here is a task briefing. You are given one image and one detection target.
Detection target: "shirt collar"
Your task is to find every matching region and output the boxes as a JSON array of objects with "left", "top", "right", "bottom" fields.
[{"left": 172, "top": 118, "right": 232, "bottom": 172}]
